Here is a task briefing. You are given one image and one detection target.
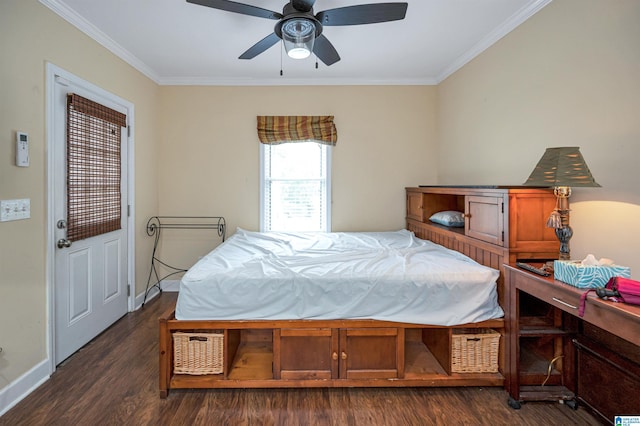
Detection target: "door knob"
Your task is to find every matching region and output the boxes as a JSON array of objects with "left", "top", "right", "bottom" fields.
[{"left": 57, "top": 238, "right": 72, "bottom": 248}]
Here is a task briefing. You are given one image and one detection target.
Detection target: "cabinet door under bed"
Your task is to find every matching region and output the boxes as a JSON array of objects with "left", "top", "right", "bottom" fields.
[{"left": 273, "top": 327, "right": 403, "bottom": 380}]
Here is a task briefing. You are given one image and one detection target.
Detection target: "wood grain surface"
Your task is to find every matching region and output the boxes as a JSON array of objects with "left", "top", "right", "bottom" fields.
[{"left": 0, "top": 293, "right": 601, "bottom": 425}]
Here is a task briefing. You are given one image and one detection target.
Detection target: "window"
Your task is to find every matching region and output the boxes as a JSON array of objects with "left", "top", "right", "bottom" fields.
[{"left": 261, "top": 141, "right": 331, "bottom": 232}]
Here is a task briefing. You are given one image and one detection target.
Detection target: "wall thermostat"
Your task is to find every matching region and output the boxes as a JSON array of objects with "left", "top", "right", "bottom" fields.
[{"left": 16, "top": 132, "right": 29, "bottom": 167}]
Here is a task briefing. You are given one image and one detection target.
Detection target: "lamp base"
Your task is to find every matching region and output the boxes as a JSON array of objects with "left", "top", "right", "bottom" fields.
[{"left": 556, "top": 225, "right": 573, "bottom": 260}]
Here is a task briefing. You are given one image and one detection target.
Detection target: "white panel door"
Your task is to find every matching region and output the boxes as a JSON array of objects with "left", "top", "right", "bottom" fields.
[{"left": 53, "top": 75, "right": 129, "bottom": 364}]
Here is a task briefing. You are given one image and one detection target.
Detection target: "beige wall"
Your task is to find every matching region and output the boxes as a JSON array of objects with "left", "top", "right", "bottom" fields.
[
  {"left": 0, "top": 0, "right": 159, "bottom": 388},
  {"left": 2, "top": 0, "right": 638, "bottom": 405},
  {"left": 155, "top": 86, "right": 438, "bottom": 267},
  {"left": 437, "top": 0, "right": 640, "bottom": 277},
  {"left": 0, "top": 2, "right": 437, "bottom": 392}
]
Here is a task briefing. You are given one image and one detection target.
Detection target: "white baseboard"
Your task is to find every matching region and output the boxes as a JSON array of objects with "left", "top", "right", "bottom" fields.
[
  {"left": 133, "top": 280, "right": 179, "bottom": 310},
  {"left": 0, "top": 280, "right": 182, "bottom": 415},
  {"left": 135, "top": 285, "right": 160, "bottom": 310},
  {"left": 0, "top": 359, "right": 50, "bottom": 417},
  {"left": 160, "top": 279, "right": 180, "bottom": 292},
  {"left": 1, "top": 279, "right": 180, "bottom": 416}
]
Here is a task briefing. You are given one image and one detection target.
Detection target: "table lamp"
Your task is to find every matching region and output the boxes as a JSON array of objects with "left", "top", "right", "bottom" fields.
[{"left": 523, "top": 147, "right": 600, "bottom": 260}]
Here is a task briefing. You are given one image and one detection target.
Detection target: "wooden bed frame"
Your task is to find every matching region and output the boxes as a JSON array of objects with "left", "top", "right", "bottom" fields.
[{"left": 159, "top": 186, "right": 558, "bottom": 397}]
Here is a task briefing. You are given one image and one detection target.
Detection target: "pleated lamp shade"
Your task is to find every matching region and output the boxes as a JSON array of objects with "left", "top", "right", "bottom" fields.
[{"left": 523, "top": 147, "right": 601, "bottom": 187}]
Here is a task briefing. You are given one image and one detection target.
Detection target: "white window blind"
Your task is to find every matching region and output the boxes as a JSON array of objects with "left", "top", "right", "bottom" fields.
[{"left": 261, "top": 141, "right": 331, "bottom": 232}]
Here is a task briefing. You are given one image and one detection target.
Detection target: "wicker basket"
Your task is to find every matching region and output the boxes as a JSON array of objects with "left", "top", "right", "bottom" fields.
[
  {"left": 451, "top": 328, "right": 500, "bottom": 373},
  {"left": 173, "top": 332, "right": 224, "bottom": 375}
]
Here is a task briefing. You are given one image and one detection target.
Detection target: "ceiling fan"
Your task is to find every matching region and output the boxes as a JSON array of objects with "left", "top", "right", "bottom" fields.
[{"left": 186, "top": 0, "right": 409, "bottom": 66}]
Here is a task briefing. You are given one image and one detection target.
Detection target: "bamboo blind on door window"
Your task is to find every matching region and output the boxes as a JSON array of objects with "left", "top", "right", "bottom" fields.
[{"left": 66, "top": 94, "right": 126, "bottom": 241}]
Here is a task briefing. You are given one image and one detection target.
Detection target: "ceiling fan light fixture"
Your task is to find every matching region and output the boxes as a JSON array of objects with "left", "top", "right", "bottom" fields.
[
  {"left": 188, "top": 0, "right": 409, "bottom": 66},
  {"left": 281, "top": 18, "right": 316, "bottom": 59}
]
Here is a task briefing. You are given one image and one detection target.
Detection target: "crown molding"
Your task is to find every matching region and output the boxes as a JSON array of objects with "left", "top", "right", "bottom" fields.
[
  {"left": 435, "top": 0, "right": 553, "bottom": 83},
  {"left": 40, "top": 0, "right": 550, "bottom": 87},
  {"left": 39, "top": 0, "right": 161, "bottom": 84},
  {"left": 39, "top": 0, "right": 435, "bottom": 86},
  {"left": 156, "top": 76, "right": 438, "bottom": 86}
]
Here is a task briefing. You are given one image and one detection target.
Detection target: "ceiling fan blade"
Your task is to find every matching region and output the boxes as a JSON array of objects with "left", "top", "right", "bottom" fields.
[
  {"left": 291, "top": 0, "right": 316, "bottom": 12},
  {"left": 239, "top": 33, "right": 281, "bottom": 59},
  {"left": 186, "top": 0, "right": 282, "bottom": 20},
  {"left": 313, "top": 34, "right": 340, "bottom": 66},
  {"left": 316, "top": 3, "right": 408, "bottom": 26}
]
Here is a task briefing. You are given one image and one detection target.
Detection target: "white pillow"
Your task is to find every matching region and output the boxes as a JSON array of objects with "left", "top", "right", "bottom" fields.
[{"left": 429, "top": 211, "right": 465, "bottom": 227}]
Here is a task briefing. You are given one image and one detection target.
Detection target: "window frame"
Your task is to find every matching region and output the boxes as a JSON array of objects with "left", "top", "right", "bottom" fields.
[{"left": 260, "top": 141, "right": 332, "bottom": 233}]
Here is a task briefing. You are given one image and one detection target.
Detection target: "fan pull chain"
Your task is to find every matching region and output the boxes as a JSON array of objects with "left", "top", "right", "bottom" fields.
[{"left": 280, "top": 41, "right": 284, "bottom": 76}]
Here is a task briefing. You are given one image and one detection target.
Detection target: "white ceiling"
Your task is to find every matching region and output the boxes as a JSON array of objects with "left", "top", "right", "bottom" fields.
[{"left": 40, "top": 0, "right": 551, "bottom": 86}]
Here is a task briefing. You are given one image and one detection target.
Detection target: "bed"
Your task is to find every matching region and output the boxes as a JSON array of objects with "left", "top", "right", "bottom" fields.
[
  {"left": 158, "top": 186, "right": 559, "bottom": 397},
  {"left": 175, "top": 228, "right": 503, "bottom": 325},
  {"left": 159, "top": 228, "right": 508, "bottom": 397}
]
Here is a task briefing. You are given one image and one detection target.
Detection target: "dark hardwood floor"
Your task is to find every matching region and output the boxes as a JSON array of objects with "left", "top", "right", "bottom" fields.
[{"left": 1, "top": 293, "right": 602, "bottom": 425}]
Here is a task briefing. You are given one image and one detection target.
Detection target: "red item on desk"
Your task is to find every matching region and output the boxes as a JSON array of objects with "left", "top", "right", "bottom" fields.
[
  {"left": 613, "top": 277, "right": 640, "bottom": 305},
  {"left": 579, "top": 277, "right": 640, "bottom": 317}
]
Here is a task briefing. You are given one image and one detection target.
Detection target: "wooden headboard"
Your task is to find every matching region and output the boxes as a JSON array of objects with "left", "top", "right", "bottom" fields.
[{"left": 406, "top": 185, "right": 559, "bottom": 307}]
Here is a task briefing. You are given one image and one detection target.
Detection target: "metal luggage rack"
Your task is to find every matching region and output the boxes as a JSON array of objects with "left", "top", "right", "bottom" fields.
[{"left": 143, "top": 216, "right": 226, "bottom": 306}]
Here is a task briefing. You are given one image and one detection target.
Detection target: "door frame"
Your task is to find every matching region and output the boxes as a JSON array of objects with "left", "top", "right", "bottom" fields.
[{"left": 45, "top": 63, "right": 136, "bottom": 374}]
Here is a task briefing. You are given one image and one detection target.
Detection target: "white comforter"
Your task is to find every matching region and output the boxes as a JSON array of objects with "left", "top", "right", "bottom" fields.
[{"left": 175, "top": 228, "right": 504, "bottom": 325}]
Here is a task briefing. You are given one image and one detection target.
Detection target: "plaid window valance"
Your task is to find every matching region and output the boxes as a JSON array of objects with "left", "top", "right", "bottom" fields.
[{"left": 257, "top": 116, "right": 337, "bottom": 146}]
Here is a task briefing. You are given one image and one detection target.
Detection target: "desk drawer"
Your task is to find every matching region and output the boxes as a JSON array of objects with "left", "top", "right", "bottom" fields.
[
  {"left": 514, "top": 273, "right": 581, "bottom": 315},
  {"left": 574, "top": 337, "right": 640, "bottom": 422}
]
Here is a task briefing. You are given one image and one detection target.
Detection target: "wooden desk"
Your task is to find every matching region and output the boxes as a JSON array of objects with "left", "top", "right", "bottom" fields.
[{"left": 504, "top": 264, "right": 640, "bottom": 417}]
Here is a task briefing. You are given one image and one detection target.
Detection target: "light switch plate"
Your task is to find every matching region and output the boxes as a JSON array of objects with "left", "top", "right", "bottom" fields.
[{"left": 0, "top": 199, "right": 31, "bottom": 222}]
